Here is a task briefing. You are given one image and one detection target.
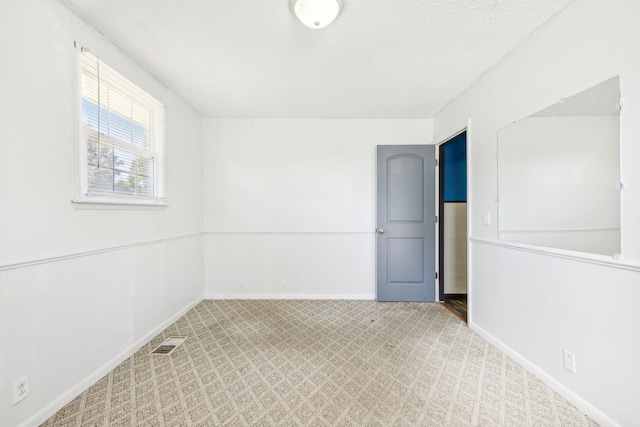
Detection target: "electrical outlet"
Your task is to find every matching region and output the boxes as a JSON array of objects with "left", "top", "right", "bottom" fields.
[
  {"left": 238, "top": 279, "right": 244, "bottom": 289},
  {"left": 563, "top": 349, "right": 576, "bottom": 373},
  {"left": 482, "top": 211, "right": 491, "bottom": 226},
  {"left": 281, "top": 275, "right": 288, "bottom": 286},
  {"left": 13, "top": 376, "right": 28, "bottom": 405}
]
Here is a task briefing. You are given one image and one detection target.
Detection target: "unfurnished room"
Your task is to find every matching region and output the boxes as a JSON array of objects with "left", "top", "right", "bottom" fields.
[{"left": 0, "top": 0, "right": 638, "bottom": 426}]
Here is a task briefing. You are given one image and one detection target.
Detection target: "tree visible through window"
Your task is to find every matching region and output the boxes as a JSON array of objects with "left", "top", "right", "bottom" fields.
[{"left": 78, "top": 49, "right": 166, "bottom": 204}]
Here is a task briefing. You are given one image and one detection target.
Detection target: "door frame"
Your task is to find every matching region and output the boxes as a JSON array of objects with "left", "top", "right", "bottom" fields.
[{"left": 435, "top": 127, "right": 469, "bottom": 303}]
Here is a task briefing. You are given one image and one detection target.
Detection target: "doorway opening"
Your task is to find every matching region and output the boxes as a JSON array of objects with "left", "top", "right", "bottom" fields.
[{"left": 438, "top": 131, "right": 468, "bottom": 322}]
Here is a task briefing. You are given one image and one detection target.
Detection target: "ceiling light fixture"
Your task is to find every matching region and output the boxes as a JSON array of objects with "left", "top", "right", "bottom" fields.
[{"left": 290, "top": 0, "right": 343, "bottom": 30}]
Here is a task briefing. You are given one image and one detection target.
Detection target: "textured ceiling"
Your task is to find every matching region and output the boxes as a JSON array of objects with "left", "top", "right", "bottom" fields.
[{"left": 58, "top": 0, "right": 575, "bottom": 118}]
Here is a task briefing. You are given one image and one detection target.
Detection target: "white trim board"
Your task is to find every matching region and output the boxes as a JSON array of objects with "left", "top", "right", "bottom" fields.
[
  {"left": 205, "top": 293, "right": 376, "bottom": 300},
  {"left": 0, "top": 232, "right": 203, "bottom": 272},
  {"left": 468, "top": 320, "right": 621, "bottom": 427},
  {"left": 18, "top": 295, "right": 204, "bottom": 427},
  {"left": 470, "top": 237, "right": 640, "bottom": 273}
]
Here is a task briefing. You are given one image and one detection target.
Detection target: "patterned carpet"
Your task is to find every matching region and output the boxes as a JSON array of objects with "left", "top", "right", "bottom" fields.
[{"left": 42, "top": 300, "right": 597, "bottom": 426}]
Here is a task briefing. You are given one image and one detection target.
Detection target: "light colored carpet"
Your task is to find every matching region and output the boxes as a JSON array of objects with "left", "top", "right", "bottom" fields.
[{"left": 42, "top": 300, "right": 597, "bottom": 426}]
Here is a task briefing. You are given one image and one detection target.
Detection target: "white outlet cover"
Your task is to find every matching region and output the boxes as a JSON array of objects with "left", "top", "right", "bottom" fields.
[
  {"left": 482, "top": 211, "right": 491, "bottom": 226},
  {"left": 563, "top": 349, "right": 576, "bottom": 373},
  {"left": 13, "top": 376, "right": 28, "bottom": 405}
]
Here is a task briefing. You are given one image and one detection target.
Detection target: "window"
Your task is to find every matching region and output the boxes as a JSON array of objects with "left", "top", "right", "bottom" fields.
[{"left": 75, "top": 48, "right": 166, "bottom": 205}]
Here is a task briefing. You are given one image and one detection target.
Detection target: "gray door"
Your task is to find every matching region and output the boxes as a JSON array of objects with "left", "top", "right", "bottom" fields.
[{"left": 376, "top": 145, "right": 436, "bottom": 302}]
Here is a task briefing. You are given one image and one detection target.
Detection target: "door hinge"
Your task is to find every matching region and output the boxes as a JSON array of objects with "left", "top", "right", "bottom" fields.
[
  {"left": 435, "top": 216, "right": 438, "bottom": 223},
  {"left": 435, "top": 272, "right": 439, "bottom": 279},
  {"left": 435, "top": 159, "right": 439, "bottom": 166}
]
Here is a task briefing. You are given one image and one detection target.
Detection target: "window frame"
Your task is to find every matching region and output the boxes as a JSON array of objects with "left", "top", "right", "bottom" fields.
[{"left": 72, "top": 44, "right": 167, "bottom": 207}]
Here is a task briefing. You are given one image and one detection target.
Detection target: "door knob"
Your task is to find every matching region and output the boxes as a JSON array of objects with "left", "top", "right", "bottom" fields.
[{"left": 377, "top": 228, "right": 385, "bottom": 234}]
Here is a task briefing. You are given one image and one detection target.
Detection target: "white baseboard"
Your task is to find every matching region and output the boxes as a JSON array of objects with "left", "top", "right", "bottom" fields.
[
  {"left": 19, "top": 295, "right": 204, "bottom": 427},
  {"left": 204, "top": 293, "right": 376, "bottom": 300},
  {"left": 468, "top": 320, "right": 620, "bottom": 427}
]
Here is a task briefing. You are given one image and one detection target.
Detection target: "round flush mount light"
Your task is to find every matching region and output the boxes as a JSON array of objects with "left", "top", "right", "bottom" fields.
[{"left": 290, "top": 0, "right": 344, "bottom": 29}]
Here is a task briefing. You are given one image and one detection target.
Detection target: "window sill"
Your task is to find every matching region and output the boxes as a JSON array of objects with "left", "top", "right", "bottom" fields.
[{"left": 71, "top": 194, "right": 168, "bottom": 209}]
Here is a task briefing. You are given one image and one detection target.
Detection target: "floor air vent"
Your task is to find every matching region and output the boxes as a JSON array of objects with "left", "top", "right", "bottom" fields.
[{"left": 151, "top": 336, "right": 187, "bottom": 355}]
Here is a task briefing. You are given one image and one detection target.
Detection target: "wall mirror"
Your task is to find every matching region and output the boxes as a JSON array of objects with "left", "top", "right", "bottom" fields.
[{"left": 497, "top": 76, "right": 621, "bottom": 256}]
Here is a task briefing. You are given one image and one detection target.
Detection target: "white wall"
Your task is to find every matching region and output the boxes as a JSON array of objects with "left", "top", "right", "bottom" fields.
[
  {"left": 434, "top": 0, "right": 640, "bottom": 425},
  {"left": 203, "top": 119, "right": 432, "bottom": 298},
  {"left": 0, "top": 1, "right": 204, "bottom": 426},
  {"left": 498, "top": 116, "right": 620, "bottom": 255}
]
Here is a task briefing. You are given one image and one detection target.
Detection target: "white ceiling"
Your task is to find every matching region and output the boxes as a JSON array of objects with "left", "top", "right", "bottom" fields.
[{"left": 58, "top": 0, "right": 575, "bottom": 118}]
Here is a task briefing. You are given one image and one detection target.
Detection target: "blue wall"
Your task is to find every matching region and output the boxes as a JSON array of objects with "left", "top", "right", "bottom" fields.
[{"left": 443, "top": 133, "right": 467, "bottom": 202}]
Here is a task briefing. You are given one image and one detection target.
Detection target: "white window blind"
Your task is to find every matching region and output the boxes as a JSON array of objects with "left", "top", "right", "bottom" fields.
[{"left": 78, "top": 49, "right": 166, "bottom": 204}]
